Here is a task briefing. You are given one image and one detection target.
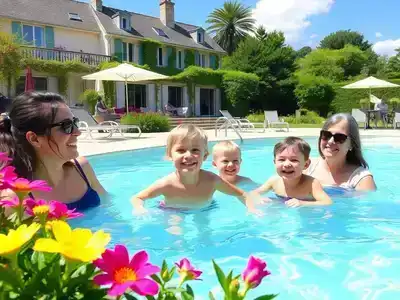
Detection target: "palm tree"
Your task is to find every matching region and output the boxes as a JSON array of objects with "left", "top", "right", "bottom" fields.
[{"left": 206, "top": 1, "right": 255, "bottom": 55}]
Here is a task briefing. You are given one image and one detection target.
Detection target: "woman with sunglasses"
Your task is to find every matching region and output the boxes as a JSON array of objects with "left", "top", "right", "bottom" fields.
[
  {"left": 305, "top": 113, "right": 376, "bottom": 191},
  {"left": 0, "top": 91, "right": 106, "bottom": 211}
]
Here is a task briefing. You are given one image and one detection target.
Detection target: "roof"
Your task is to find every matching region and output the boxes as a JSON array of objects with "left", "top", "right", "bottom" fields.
[
  {"left": 0, "top": 0, "right": 101, "bottom": 33},
  {"left": 100, "top": 6, "right": 225, "bottom": 54}
]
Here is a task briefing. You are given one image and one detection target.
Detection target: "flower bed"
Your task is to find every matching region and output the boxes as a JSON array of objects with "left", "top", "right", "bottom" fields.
[{"left": 0, "top": 152, "right": 276, "bottom": 299}]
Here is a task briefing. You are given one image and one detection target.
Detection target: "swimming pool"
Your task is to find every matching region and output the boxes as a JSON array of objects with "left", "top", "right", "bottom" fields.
[{"left": 75, "top": 137, "right": 400, "bottom": 299}]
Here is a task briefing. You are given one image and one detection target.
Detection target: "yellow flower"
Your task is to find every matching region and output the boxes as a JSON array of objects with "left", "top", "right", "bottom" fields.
[
  {"left": 0, "top": 223, "right": 40, "bottom": 257},
  {"left": 33, "top": 220, "right": 111, "bottom": 262}
]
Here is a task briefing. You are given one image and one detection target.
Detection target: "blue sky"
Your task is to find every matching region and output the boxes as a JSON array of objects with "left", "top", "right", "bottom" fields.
[{"left": 98, "top": 0, "right": 400, "bottom": 56}]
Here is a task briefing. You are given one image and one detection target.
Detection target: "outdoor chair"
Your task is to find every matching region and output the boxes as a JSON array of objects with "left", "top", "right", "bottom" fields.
[
  {"left": 263, "top": 111, "right": 289, "bottom": 132},
  {"left": 70, "top": 107, "right": 141, "bottom": 139},
  {"left": 351, "top": 109, "right": 367, "bottom": 129},
  {"left": 394, "top": 112, "right": 400, "bottom": 129},
  {"left": 164, "top": 103, "right": 188, "bottom": 117},
  {"left": 218, "top": 110, "right": 255, "bottom": 131}
]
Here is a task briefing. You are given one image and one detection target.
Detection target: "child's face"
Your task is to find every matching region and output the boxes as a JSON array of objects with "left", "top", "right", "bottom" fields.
[
  {"left": 169, "top": 137, "right": 207, "bottom": 174},
  {"left": 274, "top": 146, "right": 310, "bottom": 180},
  {"left": 212, "top": 149, "right": 241, "bottom": 179}
]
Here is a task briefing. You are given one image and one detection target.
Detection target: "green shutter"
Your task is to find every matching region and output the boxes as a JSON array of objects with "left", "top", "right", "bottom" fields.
[
  {"left": 45, "top": 26, "right": 55, "bottom": 48},
  {"left": 195, "top": 51, "right": 200, "bottom": 66},
  {"left": 114, "top": 39, "right": 123, "bottom": 62},
  {"left": 11, "top": 21, "right": 22, "bottom": 42},
  {"left": 210, "top": 55, "right": 216, "bottom": 69},
  {"left": 166, "top": 47, "right": 172, "bottom": 66},
  {"left": 138, "top": 44, "right": 144, "bottom": 65}
]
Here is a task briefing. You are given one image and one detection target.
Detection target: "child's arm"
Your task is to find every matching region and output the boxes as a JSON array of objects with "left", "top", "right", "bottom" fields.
[
  {"left": 286, "top": 179, "right": 332, "bottom": 207},
  {"left": 253, "top": 177, "right": 276, "bottom": 195},
  {"left": 131, "top": 179, "right": 167, "bottom": 214}
]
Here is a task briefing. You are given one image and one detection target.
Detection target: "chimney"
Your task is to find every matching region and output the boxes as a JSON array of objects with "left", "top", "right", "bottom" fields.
[
  {"left": 90, "top": 0, "right": 103, "bottom": 12},
  {"left": 160, "top": 0, "right": 175, "bottom": 28}
]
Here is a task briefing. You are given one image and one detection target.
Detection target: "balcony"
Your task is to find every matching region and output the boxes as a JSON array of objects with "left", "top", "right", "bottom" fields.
[{"left": 20, "top": 46, "right": 111, "bottom": 67}]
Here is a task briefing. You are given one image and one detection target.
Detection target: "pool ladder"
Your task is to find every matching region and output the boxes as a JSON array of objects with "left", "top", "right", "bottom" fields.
[{"left": 214, "top": 117, "right": 243, "bottom": 143}]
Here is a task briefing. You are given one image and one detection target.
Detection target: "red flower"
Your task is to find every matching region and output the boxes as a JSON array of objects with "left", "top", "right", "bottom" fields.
[{"left": 242, "top": 256, "right": 271, "bottom": 289}]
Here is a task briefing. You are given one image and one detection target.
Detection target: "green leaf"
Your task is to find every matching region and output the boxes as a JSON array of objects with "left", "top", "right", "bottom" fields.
[
  {"left": 151, "top": 274, "right": 163, "bottom": 286},
  {"left": 254, "top": 295, "right": 279, "bottom": 300},
  {"left": 167, "top": 266, "right": 176, "bottom": 282},
  {"left": 226, "top": 270, "right": 233, "bottom": 285},
  {"left": 124, "top": 293, "right": 139, "bottom": 300},
  {"left": 181, "top": 291, "right": 194, "bottom": 300},
  {"left": 0, "top": 265, "right": 21, "bottom": 288},
  {"left": 185, "top": 284, "right": 194, "bottom": 297},
  {"left": 212, "top": 259, "right": 227, "bottom": 293},
  {"left": 161, "top": 260, "right": 168, "bottom": 275},
  {"left": 209, "top": 291, "right": 216, "bottom": 300},
  {"left": 145, "top": 296, "right": 156, "bottom": 300}
]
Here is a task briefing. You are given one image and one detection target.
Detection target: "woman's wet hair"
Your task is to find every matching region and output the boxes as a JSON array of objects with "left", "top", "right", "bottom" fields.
[
  {"left": 319, "top": 113, "right": 368, "bottom": 168},
  {"left": 0, "top": 92, "right": 66, "bottom": 179}
]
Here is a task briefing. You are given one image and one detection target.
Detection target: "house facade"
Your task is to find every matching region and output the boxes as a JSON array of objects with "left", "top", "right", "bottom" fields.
[{"left": 0, "top": 0, "right": 226, "bottom": 116}]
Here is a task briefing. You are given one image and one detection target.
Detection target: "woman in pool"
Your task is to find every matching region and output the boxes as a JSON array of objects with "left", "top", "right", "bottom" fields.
[
  {"left": 305, "top": 113, "right": 376, "bottom": 191},
  {"left": 0, "top": 91, "right": 106, "bottom": 211}
]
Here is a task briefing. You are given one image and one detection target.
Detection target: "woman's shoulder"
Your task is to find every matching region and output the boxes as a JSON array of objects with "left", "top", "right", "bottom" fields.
[{"left": 346, "top": 164, "right": 374, "bottom": 189}]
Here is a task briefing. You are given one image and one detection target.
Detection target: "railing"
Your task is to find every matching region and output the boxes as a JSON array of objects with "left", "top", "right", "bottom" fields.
[
  {"left": 215, "top": 117, "right": 243, "bottom": 143},
  {"left": 20, "top": 47, "right": 111, "bottom": 66}
]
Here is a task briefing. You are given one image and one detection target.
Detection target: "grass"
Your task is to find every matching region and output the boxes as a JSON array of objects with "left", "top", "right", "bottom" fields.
[{"left": 254, "top": 123, "right": 321, "bottom": 128}]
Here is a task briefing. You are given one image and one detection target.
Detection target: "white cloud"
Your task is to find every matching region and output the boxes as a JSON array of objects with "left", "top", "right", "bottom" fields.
[
  {"left": 310, "top": 34, "right": 318, "bottom": 39},
  {"left": 375, "top": 32, "right": 383, "bottom": 38},
  {"left": 373, "top": 39, "right": 400, "bottom": 57},
  {"left": 252, "top": 0, "right": 335, "bottom": 43}
]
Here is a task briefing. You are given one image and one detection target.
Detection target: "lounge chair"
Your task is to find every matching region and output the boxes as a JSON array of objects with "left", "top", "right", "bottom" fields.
[
  {"left": 70, "top": 107, "right": 141, "bottom": 139},
  {"left": 165, "top": 103, "right": 188, "bottom": 117},
  {"left": 263, "top": 111, "right": 289, "bottom": 132},
  {"left": 394, "top": 112, "right": 400, "bottom": 129},
  {"left": 351, "top": 109, "right": 367, "bottom": 129},
  {"left": 218, "top": 110, "right": 255, "bottom": 131}
]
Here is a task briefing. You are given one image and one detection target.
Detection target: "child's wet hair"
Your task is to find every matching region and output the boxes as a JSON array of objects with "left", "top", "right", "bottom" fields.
[
  {"left": 166, "top": 124, "right": 209, "bottom": 157},
  {"left": 274, "top": 137, "right": 311, "bottom": 160},
  {"left": 212, "top": 140, "right": 241, "bottom": 160}
]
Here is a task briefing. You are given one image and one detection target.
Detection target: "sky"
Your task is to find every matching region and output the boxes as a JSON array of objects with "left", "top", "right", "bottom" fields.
[{"left": 96, "top": 0, "right": 400, "bottom": 56}]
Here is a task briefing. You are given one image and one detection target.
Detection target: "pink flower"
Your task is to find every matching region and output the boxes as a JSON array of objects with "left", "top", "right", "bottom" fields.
[
  {"left": 50, "top": 201, "right": 83, "bottom": 220},
  {"left": 7, "top": 178, "right": 52, "bottom": 193},
  {"left": 0, "top": 196, "right": 26, "bottom": 208},
  {"left": 242, "top": 256, "right": 271, "bottom": 289},
  {"left": 93, "top": 245, "right": 160, "bottom": 297},
  {"left": 0, "top": 166, "right": 17, "bottom": 189},
  {"left": 175, "top": 258, "right": 202, "bottom": 281},
  {"left": 0, "top": 152, "right": 11, "bottom": 162}
]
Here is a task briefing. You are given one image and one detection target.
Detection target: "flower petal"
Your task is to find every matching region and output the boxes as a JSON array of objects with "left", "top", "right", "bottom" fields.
[
  {"left": 93, "top": 273, "right": 114, "bottom": 286},
  {"left": 135, "top": 264, "right": 161, "bottom": 279},
  {"left": 33, "top": 238, "right": 62, "bottom": 254},
  {"left": 130, "top": 279, "right": 159, "bottom": 296},
  {"left": 129, "top": 250, "right": 148, "bottom": 271},
  {"left": 51, "top": 221, "right": 72, "bottom": 242},
  {"left": 108, "top": 282, "right": 135, "bottom": 296}
]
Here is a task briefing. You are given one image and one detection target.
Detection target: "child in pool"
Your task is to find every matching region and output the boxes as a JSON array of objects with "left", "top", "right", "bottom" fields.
[
  {"left": 253, "top": 137, "right": 332, "bottom": 207},
  {"left": 131, "top": 124, "right": 261, "bottom": 214},
  {"left": 212, "top": 141, "right": 253, "bottom": 184}
]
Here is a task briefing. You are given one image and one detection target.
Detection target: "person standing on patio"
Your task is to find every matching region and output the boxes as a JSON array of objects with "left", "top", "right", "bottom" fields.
[
  {"left": 0, "top": 91, "right": 106, "bottom": 211},
  {"left": 94, "top": 96, "right": 119, "bottom": 122},
  {"left": 374, "top": 98, "right": 389, "bottom": 127},
  {"left": 305, "top": 113, "right": 376, "bottom": 191}
]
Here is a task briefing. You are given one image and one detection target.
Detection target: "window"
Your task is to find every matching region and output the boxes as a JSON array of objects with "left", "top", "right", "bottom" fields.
[
  {"left": 122, "top": 17, "right": 128, "bottom": 29},
  {"left": 200, "top": 54, "right": 206, "bottom": 67},
  {"left": 68, "top": 13, "right": 82, "bottom": 21},
  {"left": 197, "top": 32, "right": 203, "bottom": 43},
  {"left": 22, "top": 25, "right": 44, "bottom": 47},
  {"left": 176, "top": 50, "right": 184, "bottom": 69},
  {"left": 152, "top": 27, "right": 169, "bottom": 38},
  {"left": 127, "top": 84, "right": 146, "bottom": 108},
  {"left": 168, "top": 87, "right": 183, "bottom": 108},
  {"left": 16, "top": 76, "right": 47, "bottom": 95},
  {"left": 157, "top": 47, "right": 164, "bottom": 66},
  {"left": 122, "top": 42, "right": 135, "bottom": 62}
]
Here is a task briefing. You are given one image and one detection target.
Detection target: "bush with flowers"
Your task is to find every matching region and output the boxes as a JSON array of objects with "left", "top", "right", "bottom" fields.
[{"left": 0, "top": 152, "right": 276, "bottom": 299}]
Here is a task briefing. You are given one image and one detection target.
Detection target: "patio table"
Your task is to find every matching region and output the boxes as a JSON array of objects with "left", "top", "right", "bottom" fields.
[{"left": 362, "top": 109, "right": 379, "bottom": 129}]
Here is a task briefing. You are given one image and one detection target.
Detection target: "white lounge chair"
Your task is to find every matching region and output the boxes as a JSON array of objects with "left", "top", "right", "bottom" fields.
[
  {"left": 219, "top": 110, "right": 255, "bottom": 131},
  {"left": 351, "top": 108, "right": 367, "bottom": 129},
  {"left": 393, "top": 112, "right": 400, "bottom": 129},
  {"left": 263, "top": 110, "right": 289, "bottom": 132},
  {"left": 70, "top": 107, "right": 141, "bottom": 139}
]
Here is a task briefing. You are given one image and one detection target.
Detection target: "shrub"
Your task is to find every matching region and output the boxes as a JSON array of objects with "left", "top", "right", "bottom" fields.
[
  {"left": 247, "top": 113, "right": 265, "bottom": 123},
  {"left": 79, "top": 89, "right": 100, "bottom": 114},
  {"left": 359, "top": 98, "right": 370, "bottom": 109},
  {"left": 121, "top": 112, "right": 170, "bottom": 133},
  {"left": 390, "top": 97, "right": 400, "bottom": 109},
  {"left": 283, "top": 109, "right": 325, "bottom": 124}
]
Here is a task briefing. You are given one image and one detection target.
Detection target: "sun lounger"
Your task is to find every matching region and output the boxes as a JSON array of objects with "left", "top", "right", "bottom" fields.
[{"left": 264, "top": 110, "right": 289, "bottom": 132}]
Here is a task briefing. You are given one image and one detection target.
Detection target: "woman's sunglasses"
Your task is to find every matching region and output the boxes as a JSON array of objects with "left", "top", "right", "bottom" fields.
[
  {"left": 320, "top": 130, "right": 348, "bottom": 144},
  {"left": 49, "top": 117, "right": 80, "bottom": 134}
]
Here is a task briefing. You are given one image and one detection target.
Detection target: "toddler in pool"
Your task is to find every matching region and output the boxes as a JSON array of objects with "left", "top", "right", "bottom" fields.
[
  {"left": 131, "top": 124, "right": 260, "bottom": 214},
  {"left": 253, "top": 137, "right": 332, "bottom": 207}
]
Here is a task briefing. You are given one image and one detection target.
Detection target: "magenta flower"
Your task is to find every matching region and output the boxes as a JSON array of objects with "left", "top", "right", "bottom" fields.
[
  {"left": 93, "top": 245, "right": 160, "bottom": 296},
  {"left": 0, "top": 152, "right": 11, "bottom": 162},
  {"left": 50, "top": 201, "right": 83, "bottom": 220},
  {"left": 175, "top": 258, "right": 202, "bottom": 281},
  {"left": 0, "top": 196, "right": 26, "bottom": 208},
  {"left": 0, "top": 166, "right": 18, "bottom": 189},
  {"left": 24, "top": 199, "right": 83, "bottom": 220},
  {"left": 7, "top": 178, "right": 52, "bottom": 193},
  {"left": 242, "top": 256, "right": 271, "bottom": 289}
]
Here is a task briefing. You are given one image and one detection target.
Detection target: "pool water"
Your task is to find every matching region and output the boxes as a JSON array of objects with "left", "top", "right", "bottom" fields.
[{"left": 75, "top": 137, "right": 400, "bottom": 299}]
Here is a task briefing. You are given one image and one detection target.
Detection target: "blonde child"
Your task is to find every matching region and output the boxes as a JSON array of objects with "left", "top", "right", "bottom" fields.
[
  {"left": 212, "top": 141, "right": 253, "bottom": 184},
  {"left": 131, "top": 124, "right": 260, "bottom": 214},
  {"left": 254, "top": 137, "right": 332, "bottom": 207}
]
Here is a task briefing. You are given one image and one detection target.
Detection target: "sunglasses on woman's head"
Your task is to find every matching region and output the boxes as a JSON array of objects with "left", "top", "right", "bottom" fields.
[
  {"left": 49, "top": 117, "right": 80, "bottom": 134},
  {"left": 320, "top": 130, "right": 348, "bottom": 144}
]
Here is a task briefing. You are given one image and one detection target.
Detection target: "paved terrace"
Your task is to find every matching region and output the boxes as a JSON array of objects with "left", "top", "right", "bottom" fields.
[{"left": 78, "top": 128, "right": 400, "bottom": 157}]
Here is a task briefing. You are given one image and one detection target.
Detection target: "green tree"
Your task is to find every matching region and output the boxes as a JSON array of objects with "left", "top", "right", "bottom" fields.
[
  {"left": 206, "top": 0, "right": 255, "bottom": 55},
  {"left": 387, "top": 48, "right": 400, "bottom": 74},
  {"left": 255, "top": 25, "right": 268, "bottom": 41},
  {"left": 0, "top": 32, "right": 23, "bottom": 96},
  {"left": 296, "top": 46, "right": 312, "bottom": 59},
  {"left": 319, "top": 30, "right": 372, "bottom": 51}
]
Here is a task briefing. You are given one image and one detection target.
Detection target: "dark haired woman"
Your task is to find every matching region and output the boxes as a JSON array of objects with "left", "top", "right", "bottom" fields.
[{"left": 0, "top": 92, "right": 106, "bottom": 211}]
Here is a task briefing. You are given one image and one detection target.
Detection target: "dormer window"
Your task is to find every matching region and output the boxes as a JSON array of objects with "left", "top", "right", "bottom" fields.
[
  {"left": 152, "top": 27, "right": 169, "bottom": 39},
  {"left": 68, "top": 13, "right": 82, "bottom": 21},
  {"left": 197, "top": 32, "right": 203, "bottom": 43},
  {"left": 122, "top": 17, "right": 127, "bottom": 29}
]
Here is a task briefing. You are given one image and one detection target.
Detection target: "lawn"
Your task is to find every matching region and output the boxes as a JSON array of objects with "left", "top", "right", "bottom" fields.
[{"left": 254, "top": 123, "right": 322, "bottom": 129}]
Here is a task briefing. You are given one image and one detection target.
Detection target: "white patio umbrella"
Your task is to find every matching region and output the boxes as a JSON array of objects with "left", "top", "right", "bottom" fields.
[
  {"left": 82, "top": 63, "right": 168, "bottom": 114},
  {"left": 342, "top": 76, "right": 400, "bottom": 99}
]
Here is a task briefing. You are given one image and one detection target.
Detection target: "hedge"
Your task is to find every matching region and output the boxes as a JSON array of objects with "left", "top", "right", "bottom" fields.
[{"left": 331, "top": 78, "right": 400, "bottom": 113}]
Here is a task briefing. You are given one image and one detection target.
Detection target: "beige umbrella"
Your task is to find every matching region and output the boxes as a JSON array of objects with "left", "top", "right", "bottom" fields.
[
  {"left": 82, "top": 63, "right": 168, "bottom": 114},
  {"left": 342, "top": 76, "right": 400, "bottom": 100}
]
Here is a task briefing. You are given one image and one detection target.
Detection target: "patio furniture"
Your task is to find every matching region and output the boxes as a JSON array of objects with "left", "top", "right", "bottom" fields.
[
  {"left": 218, "top": 110, "right": 255, "bottom": 131},
  {"left": 70, "top": 107, "right": 141, "bottom": 139},
  {"left": 263, "top": 110, "right": 289, "bottom": 132},
  {"left": 394, "top": 112, "right": 400, "bottom": 129},
  {"left": 165, "top": 103, "right": 189, "bottom": 117},
  {"left": 351, "top": 109, "right": 368, "bottom": 129}
]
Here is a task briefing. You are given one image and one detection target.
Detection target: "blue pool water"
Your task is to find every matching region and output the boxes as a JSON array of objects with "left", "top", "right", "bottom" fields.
[{"left": 74, "top": 137, "right": 400, "bottom": 299}]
